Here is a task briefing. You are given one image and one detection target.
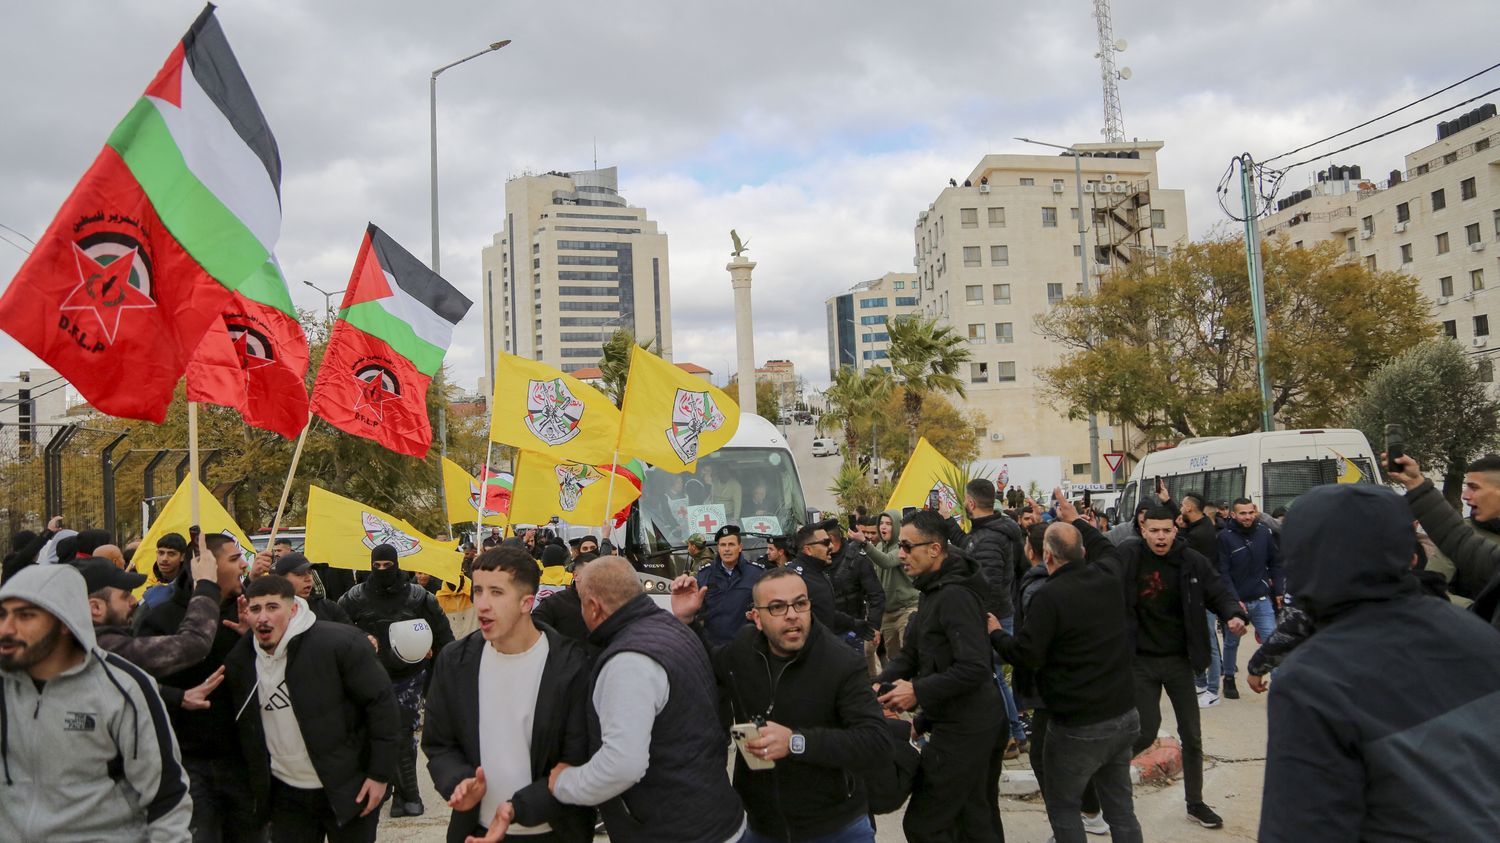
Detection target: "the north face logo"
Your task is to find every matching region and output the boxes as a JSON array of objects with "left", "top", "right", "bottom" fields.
[{"left": 63, "top": 711, "right": 97, "bottom": 732}]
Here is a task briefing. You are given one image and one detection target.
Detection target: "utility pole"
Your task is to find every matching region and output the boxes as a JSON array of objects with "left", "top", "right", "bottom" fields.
[{"left": 1238, "top": 153, "right": 1275, "bottom": 431}]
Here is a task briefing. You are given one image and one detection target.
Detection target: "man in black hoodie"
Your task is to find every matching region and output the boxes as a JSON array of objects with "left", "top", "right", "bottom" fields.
[
  {"left": 1105, "top": 508, "right": 1246, "bottom": 830},
  {"left": 1260, "top": 484, "right": 1500, "bottom": 840},
  {"left": 875, "top": 509, "right": 1004, "bottom": 843},
  {"left": 788, "top": 521, "right": 871, "bottom": 639},
  {"left": 338, "top": 544, "right": 455, "bottom": 817},
  {"left": 961, "top": 478, "right": 1027, "bottom": 755}
]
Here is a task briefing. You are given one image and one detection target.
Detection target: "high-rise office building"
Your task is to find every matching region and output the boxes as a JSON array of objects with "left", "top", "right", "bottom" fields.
[
  {"left": 824, "top": 272, "right": 919, "bottom": 378},
  {"left": 915, "top": 142, "right": 1188, "bottom": 480},
  {"left": 479, "top": 166, "right": 672, "bottom": 392}
]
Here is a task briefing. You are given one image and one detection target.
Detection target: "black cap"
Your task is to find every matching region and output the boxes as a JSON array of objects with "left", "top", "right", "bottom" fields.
[
  {"left": 713, "top": 525, "right": 741, "bottom": 543},
  {"left": 541, "top": 544, "right": 570, "bottom": 568},
  {"left": 568, "top": 537, "right": 584, "bottom": 549},
  {"left": 274, "top": 552, "right": 312, "bottom": 576},
  {"left": 158, "top": 533, "right": 188, "bottom": 554},
  {"left": 74, "top": 557, "right": 147, "bottom": 594}
]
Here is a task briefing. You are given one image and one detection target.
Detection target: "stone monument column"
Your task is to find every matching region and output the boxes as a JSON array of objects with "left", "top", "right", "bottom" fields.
[{"left": 727, "top": 255, "right": 757, "bottom": 416}]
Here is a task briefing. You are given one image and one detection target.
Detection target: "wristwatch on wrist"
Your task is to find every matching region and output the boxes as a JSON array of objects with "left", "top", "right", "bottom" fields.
[{"left": 789, "top": 733, "right": 806, "bottom": 755}]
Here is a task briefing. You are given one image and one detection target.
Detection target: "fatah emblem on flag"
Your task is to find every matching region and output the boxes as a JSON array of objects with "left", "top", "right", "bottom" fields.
[
  {"left": 525, "top": 378, "right": 585, "bottom": 447},
  {"left": 666, "top": 389, "right": 727, "bottom": 465},
  {"left": 361, "top": 511, "right": 422, "bottom": 556},
  {"left": 555, "top": 464, "right": 603, "bottom": 513}
]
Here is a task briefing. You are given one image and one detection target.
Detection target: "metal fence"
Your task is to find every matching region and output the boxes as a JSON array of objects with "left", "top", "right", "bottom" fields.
[{"left": 1, "top": 422, "right": 131, "bottom": 541}]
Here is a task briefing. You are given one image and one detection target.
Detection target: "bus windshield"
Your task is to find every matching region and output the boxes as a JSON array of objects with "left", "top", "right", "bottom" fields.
[{"left": 636, "top": 446, "right": 808, "bottom": 561}]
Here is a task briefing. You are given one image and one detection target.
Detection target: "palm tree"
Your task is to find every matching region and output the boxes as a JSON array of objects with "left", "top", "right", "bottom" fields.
[
  {"left": 598, "top": 329, "right": 656, "bottom": 407},
  {"left": 885, "top": 314, "right": 970, "bottom": 449},
  {"left": 821, "top": 366, "right": 892, "bottom": 470}
]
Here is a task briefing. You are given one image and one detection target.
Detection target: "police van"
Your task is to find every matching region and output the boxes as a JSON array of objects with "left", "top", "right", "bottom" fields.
[{"left": 1116, "top": 428, "right": 1381, "bottom": 519}]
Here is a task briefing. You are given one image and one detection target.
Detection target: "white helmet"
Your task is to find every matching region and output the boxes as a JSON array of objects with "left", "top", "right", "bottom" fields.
[{"left": 388, "top": 619, "right": 433, "bottom": 664}]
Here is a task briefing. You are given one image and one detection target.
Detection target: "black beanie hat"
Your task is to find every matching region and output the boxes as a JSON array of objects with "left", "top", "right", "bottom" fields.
[{"left": 370, "top": 543, "right": 400, "bottom": 564}]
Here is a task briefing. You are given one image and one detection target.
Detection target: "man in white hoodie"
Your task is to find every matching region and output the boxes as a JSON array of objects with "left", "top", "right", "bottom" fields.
[{"left": 224, "top": 575, "right": 400, "bottom": 843}]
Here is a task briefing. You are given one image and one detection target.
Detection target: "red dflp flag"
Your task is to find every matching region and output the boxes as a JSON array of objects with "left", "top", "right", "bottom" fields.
[
  {"left": 309, "top": 224, "right": 471, "bottom": 457},
  {"left": 0, "top": 8, "right": 281, "bottom": 421}
]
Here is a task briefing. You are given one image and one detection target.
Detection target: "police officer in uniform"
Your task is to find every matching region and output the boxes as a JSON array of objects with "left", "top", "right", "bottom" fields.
[
  {"left": 692, "top": 525, "right": 765, "bottom": 649},
  {"left": 337, "top": 543, "right": 455, "bottom": 817}
]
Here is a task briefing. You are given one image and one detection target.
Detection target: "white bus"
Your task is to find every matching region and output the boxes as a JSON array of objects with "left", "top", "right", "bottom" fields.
[{"left": 1116, "top": 428, "right": 1381, "bottom": 520}]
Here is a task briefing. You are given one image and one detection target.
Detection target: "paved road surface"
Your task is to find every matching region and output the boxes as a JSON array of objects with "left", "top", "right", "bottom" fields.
[
  {"left": 384, "top": 641, "right": 1269, "bottom": 842},
  {"left": 782, "top": 419, "right": 841, "bottom": 514}
]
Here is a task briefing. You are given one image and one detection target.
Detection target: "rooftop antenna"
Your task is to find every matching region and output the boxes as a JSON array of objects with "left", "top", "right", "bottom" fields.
[
  {"left": 1092, "top": 0, "right": 1130, "bottom": 143},
  {"left": 593, "top": 137, "right": 597, "bottom": 170}
]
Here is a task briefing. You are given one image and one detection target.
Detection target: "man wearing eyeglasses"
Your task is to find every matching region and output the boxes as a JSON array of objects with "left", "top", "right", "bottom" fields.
[
  {"left": 787, "top": 521, "right": 876, "bottom": 640},
  {"left": 873, "top": 510, "right": 1005, "bottom": 843},
  {"left": 670, "top": 567, "right": 892, "bottom": 842}
]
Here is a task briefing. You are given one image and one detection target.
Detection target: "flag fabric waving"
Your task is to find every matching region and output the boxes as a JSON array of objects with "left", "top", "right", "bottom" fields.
[
  {"left": 304, "top": 485, "right": 463, "bottom": 584},
  {"left": 886, "top": 437, "right": 962, "bottom": 512},
  {"left": 489, "top": 351, "right": 621, "bottom": 464},
  {"left": 1332, "top": 449, "right": 1364, "bottom": 484},
  {"left": 508, "top": 451, "right": 643, "bottom": 526},
  {"left": 0, "top": 7, "right": 281, "bottom": 421},
  {"left": 132, "top": 476, "right": 255, "bottom": 594},
  {"left": 442, "top": 457, "right": 508, "bottom": 527},
  {"left": 481, "top": 467, "right": 514, "bottom": 517},
  {"left": 186, "top": 256, "right": 309, "bottom": 438},
  {"left": 617, "top": 345, "right": 740, "bottom": 473},
  {"left": 310, "top": 224, "right": 472, "bottom": 457}
]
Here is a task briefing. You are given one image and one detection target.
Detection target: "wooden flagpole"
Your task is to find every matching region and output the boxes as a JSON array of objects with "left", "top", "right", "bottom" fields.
[
  {"left": 600, "top": 449, "right": 620, "bottom": 539},
  {"left": 267, "top": 418, "right": 311, "bottom": 549},
  {"left": 475, "top": 441, "right": 494, "bottom": 547},
  {"left": 187, "top": 401, "right": 202, "bottom": 528}
]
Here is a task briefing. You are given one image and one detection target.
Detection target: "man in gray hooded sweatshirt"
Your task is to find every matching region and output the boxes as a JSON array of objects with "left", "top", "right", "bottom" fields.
[{"left": 0, "top": 563, "right": 193, "bottom": 841}]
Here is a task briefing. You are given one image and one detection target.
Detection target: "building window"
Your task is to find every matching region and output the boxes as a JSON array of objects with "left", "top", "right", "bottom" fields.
[
  {"left": 859, "top": 297, "right": 888, "bottom": 308},
  {"left": 1072, "top": 463, "right": 1090, "bottom": 476},
  {"left": 963, "top": 246, "right": 982, "bottom": 267},
  {"left": 988, "top": 207, "right": 1006, "bottom": 227},
  {"left": 1476, "top": 314, "right": 1490, "bottom": 336},
  {"left": 1442, "top": 320, "right": 1458, "bottom": 338},
  {"left": 1494, "top": 208, "right": 1500, "bottom": 238},
  {"left": 1467, "top": 222, "right": 1482, "bottom": 245},
  {"left": 1433, "top": 188, "right": 1447, "bottom": 211},
  {"left": 1437, "top": 232, "right": 1450, "bottom": 254},
  {"left": 961, "top": 208, "right": 978, "bottom": 228},
  {"left": 993, "top": 283, "right": 1011, "bottom": 304},
  {"left": 894, "top": 280, "right": 905, "bottom": 290},
  {"left": 1361, "top": 216, "right": 1374, "bottom": 235},
  {"left": 968, "top": 323, "right": 986, "bottom": 343},
  {"left": 895, "top": 296, "right": 918, "bottom": 306},
  {"left": 1095, "top": 245, "right": 1111, "bottom": 265},
  {"left": 1400, "top": 244, "right": 1413, "bottom": 264},
  {"left": 995, "top": 322, "right": 1014, "bottom": 343},
  {"left": 1462, "top": 177, "right": 1477, "bottom": 201},
  {"left": 1073, "top": 244, "right": 1082, "bottom": 257},
  {"left": 1151, "top": 209, "right": 1166, "bottom": 229},
  {"left": 1473, "top": 269, "right": 1486, "bottom": 291},
  {"left": 1445, "top": 152, "right": 1459, "bottom": 165},
  {"left": 1070, "top": 207, "right": 1080, "bottom": 221},
  {"left": 1440, "top": 276, "right": 1454, "bottom": 297},
  {"left": 965, "top": 285, "right": 984, "bottom": 303},
  {"left": 996, "top": 361, "right": 1017, "bottom": 382},
  {"left": 1042, "top": 207, "right": 1058, "bottom": 228},
  {"left": 1346, "top": 236, "right": 1356, "bottom": 254},
  {"left": 859, "top": 315, "right": 888, "bottom": 325},
  {"left": 1047, "top": 283, "right": 1064, "bottom": 304},
  {"left": 970, "top": 362, "right": 989, "bottom": 383},
  {"left": 1366, "top": 255, "right": 1377, "bottom": 271},
  {"left": 1020, "top": 178, "right": 1035, "bottom": 186},
  {"left": 1396, "top": 202, "right": 1410, "bottom": 223},
  {"left": 1480, "top": 359, "right": 1495, "bottom": 383},
  {"left": 991, "top": 245, "right": 1009, "bottom": 266}
]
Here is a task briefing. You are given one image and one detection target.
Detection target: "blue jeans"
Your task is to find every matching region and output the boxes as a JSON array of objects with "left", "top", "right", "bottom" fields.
[
  {"left": 1197, "top": 611, "right": 1224, "bottom": 693},
  {"left": 744, "top": 815, "right": 873, "bottom": 843},
  {"left": 1043, "top": 710, "right": 1143, "bottom": 843},
  {"left": 994, "top": 616, "right": 1027, "bottom": 742},
  {"left": 1220, "top": 596, "right": 1277, "bottom": 677}
]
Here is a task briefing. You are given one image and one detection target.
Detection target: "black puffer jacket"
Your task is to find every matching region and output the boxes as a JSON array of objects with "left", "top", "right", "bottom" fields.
[
  {"left": 964, "top": 512, "right": 1021, "bottom": 619},
  {"left": 875, "top": 548, "right": 1002, "bottom": 733},
  {"left": 338, "top": 571, "right": 455, "bottom": 680},
  {"left": 828, "top": 542, "right": 885, "bottom": 634}
]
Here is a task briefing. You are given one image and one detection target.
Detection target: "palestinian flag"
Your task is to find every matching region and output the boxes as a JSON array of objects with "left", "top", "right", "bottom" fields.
[
  {"left": 310, "top": 224, "right": 472, "bottom": 457},
  {"left": 0, "top": 7, "right": 281, "bottom": 421},
  {"left": 186, "top": 256, "right": 310, "bottom": 438},
  {"left": 605, "top": 457, "right": 645, "bottom": 528},
  {"left": 481, "top": 467, "right": 514, "bottom": 515}
]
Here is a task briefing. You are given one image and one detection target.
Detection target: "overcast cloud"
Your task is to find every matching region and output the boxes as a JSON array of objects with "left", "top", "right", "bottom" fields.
[{"left": 1, "top": 0, "right": 1495, "bottom": 399}]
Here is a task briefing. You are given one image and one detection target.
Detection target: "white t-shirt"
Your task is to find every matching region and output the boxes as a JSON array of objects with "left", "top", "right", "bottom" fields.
[{"left": 478, "top": 632, "right": 551, "bottom": 835}]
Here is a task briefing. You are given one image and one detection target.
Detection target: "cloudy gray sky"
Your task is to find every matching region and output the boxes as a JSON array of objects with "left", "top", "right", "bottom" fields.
[{"left": 1, "top": 0, "right": 1495, "bottom": 402}]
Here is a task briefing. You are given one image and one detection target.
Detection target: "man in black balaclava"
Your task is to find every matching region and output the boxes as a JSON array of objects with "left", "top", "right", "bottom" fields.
[{"left": 338, "top": 543, "right": 455, "bottom": 817}]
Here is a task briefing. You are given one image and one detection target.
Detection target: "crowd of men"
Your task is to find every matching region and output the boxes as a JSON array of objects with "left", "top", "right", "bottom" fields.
[{"left": 2, "top": 456, "right": 1500, "bottom": 842}]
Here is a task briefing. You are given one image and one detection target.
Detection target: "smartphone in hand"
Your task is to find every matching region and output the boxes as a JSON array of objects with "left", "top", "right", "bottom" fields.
[{"left": 1385, "top": 424, "right": 1406, "bottom": 474}]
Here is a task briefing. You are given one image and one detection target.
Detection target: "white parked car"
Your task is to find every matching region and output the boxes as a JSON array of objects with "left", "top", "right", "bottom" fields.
[{"left": 811, "top": 438, "right": 839, "bottom": 457}]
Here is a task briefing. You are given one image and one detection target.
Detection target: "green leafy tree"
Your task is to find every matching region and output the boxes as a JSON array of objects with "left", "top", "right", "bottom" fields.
[
  {"left": 874, "top": 390, "right": 984, "bottom": 474},
  {"left": 723, "top": 377, "right": 781, "bottom": 419},
  {"left": 886, "top": 315, "right": 970, "bottom": 448},
  {"left": 820, "top": 366, "right": 893, "bottom": 469},
  {"left": 1345, "top": 338, "right": 1500, "bottom": 508},
  {"left": 1036, "top": 237, "right": 1433, "bottom": 442},
  {"left": 598, "top": 329, "right": 656, "bottom": 407}
]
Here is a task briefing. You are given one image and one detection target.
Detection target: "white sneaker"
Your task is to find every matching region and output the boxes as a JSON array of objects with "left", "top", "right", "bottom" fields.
[
  {"left": 1197, "top": 689, "right": 1221, "bottom": 708},
  {"left": 1082, "top": 812, "right": 1109, "bottom": 835}
]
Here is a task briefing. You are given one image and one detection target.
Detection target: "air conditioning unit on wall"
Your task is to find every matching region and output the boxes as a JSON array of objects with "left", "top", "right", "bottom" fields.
[{"left": 989, "top": 432, "right": 1005, "bottom": 441}]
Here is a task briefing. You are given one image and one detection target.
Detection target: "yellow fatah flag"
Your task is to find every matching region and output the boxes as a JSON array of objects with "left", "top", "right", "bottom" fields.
[
  {"left": 133, "top": 478, "right": 255, "bottom": 594},
  {"left": 489, "top": 351, "right": 621, "bottom": 464},
  {"left": 886, "top": 437, "right": 962, "bottom": 512},
  {"left": 304, "top": 485, "right": 463, "bottom": 585},
  {"left": 508, "top": 450, "right": 643, "bottom": 526},
  {"left": 617, "top": 345, "right": 740, "bottom": 473},
  {"left": 1332, "top": 449, "right": 1364, "bottom": 484},
  {"left": 442, "top": 457, "right": 508, "bottom": 527}
]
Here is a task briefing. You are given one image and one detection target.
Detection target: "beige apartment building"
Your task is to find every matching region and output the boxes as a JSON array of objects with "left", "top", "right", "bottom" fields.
[
  {"left": 915, "top": 142, "right": 1189, "bottom": 480},
  {"left": 479, "top": 166, "right": 672, "bottom": 392},
  {"left": 1260, "top": 105, "right": 1500, "bottom": 382},
  {"left": 754, "top": 359, "right": 798, "bottom": 408},
  {"left": 824, "top": 272, "right": 920, "bottom": 378}
]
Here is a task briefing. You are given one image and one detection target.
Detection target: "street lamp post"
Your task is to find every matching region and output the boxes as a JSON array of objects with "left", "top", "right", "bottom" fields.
[
  {"left": 430, "top": 39, "right": 510, "bottom": 275},
  {"left": 1016, "top": 136, "right": 1100, "bottom": 484},
  {"left": 302, "top": 280, "right": 345, "bottom": 324}
]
